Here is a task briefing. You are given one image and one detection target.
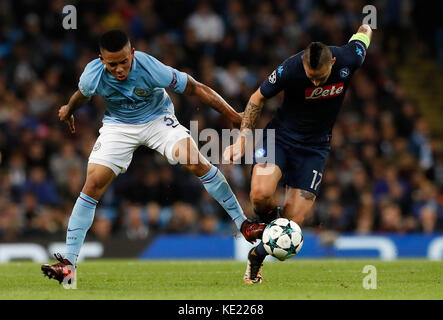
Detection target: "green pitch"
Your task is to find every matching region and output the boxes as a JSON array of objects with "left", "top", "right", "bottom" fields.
[{"left": 0, "top": 259, "right": 441, "bottom": 300}]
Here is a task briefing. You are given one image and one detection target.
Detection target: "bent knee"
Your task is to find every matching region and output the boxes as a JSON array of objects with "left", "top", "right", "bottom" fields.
[{"left": 82, "top": 175, "right": 110, "bottom": 198}]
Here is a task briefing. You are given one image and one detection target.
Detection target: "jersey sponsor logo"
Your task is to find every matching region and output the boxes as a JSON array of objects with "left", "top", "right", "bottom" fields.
[
  {"left": 268, "top": 70, "right": 277, "bottom": 84},
  {"left": 169, "top": 71, "right": 178, "bottom": 89},
  {"left": 305, "top": 82, "right": 344, "bottom": 100},
  {"left": 339, "top": 67, "right": 350, "bottom": 78}
]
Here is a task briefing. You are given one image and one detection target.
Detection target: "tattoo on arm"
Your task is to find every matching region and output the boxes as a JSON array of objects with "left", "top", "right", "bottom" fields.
[
  {"left": 241, "top": 101, "right": 263, "bottom": 131},
  {"left": 300, "top": 190, "right": 316, "bottom": 201}
]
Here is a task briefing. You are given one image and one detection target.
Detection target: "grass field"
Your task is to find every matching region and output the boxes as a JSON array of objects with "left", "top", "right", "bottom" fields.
[{"left": 0, "top": 259, "right": 442, "bottom": 300}]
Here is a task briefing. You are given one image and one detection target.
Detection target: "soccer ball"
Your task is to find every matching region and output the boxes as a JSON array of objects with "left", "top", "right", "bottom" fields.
[{"left": 262, "top": 218, "right": 304, "bottom": 261}]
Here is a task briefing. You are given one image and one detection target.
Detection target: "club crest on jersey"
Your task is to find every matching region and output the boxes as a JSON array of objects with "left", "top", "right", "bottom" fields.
[
  {"left": 93, "top": 142, "right": 101, "bottom": 151},
  {"left": 305, "top": 82, "right": 344, "bottom": 100},
  {"left": 134, "top": 88, "right": 148, "bottom": 96},
  {"left": 339, "top": 67, "right": 350, "bottom": 78}
]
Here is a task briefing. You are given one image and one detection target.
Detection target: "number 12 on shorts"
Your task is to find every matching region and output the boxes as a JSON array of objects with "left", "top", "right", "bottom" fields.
[{"left": 310, "top": 170, "right": 323, "bottom": 191}]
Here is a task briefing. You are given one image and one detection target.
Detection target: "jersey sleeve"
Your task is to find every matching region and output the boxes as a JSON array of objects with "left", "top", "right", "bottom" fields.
[
  {"left": 139, "top": 53, "right": 188, "bottom": 94},
  {"left": 260, "top": 59, "right": 292, "bottom": 99},
  {"left": 340, "top": 33, "right": 370, "bottom": 68},
  {"left": 78, "top": 59, "right": 103, "bottom": 97}
]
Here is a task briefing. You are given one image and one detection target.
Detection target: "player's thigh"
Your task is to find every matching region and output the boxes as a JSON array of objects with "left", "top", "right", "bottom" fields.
[
  {"left": 89, "top": 123, "right": 140, "bottom": 176},
  {"left": 143, "top": 114, "right": 194, "bottom": 165},
  {"left": 82, "top": 163, "right": 117, "bottom": 200},
  {"left": 283, "top": 187, "right": 316, "bottom": 226},
  {"left": 250, "top": 163, "right": 283, "bottom": 201},
  {"left": 250, "top": 128, "right": 287, "bottom": 202},
  {"left": 285, "top": 142, "right": 330, "bottom": 196}
]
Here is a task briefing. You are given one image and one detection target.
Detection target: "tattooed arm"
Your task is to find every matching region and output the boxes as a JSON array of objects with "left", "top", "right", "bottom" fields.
[
  {"left": 240, "top": 89, "right": 267, "bottom": 132},
  {"left": 223, "top": 88, "right": 267, "bottom": 162}
]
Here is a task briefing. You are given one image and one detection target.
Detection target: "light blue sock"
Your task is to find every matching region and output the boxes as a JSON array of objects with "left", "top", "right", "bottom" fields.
[
  {"left": 64, "top": 192, "right": 98, "bottom": 266},
  {"left": 199, "top": 165, "right": 247, "bottom": 230}
]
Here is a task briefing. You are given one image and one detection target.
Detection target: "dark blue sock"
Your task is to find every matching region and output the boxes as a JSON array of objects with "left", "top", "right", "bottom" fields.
[{"left": 255, "top": 241, "right": 268, "bottom": 258}]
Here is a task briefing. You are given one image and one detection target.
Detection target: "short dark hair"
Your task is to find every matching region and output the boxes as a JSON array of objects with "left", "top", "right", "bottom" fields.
[
  {"left": 302, "top": 42, "right": 332, "bottom": 70},
  {"left": 99, "top": 29, "right": 130, "bottom": 52}
]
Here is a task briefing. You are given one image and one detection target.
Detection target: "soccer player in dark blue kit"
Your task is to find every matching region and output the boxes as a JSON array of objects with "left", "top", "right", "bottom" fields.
[{"left": 224, "top": 24, "right": 372, "bottom": 283}]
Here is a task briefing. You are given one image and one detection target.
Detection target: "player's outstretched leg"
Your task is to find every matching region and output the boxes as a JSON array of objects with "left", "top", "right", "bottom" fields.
[
  {"left": 173, "top": 137, "right": 266, "bottom": 243},
  {"left": 197, "top": 165, "right": 266, "bottom": 242},
  {"left": 41, "top": 164, "right": 115, "bottom": 282},
  {"left": 243, "top": 243, "right": 268, "bottom": 284}
]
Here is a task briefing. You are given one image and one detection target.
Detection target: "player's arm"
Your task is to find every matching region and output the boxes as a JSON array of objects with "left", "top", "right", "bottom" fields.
[
  {"left": 343, "top": 24, "right": 372, "bottom": 68},
  {"left": 59, "top": 90, "right": 91, "bottom": 133},
  {"left": 183, "top": 75, "right": 242, "bottom": 126},
  {"left": 224, "top": 57, "right": 290, "bottom": 163},
  {"left": 240, "top": 88, "right": 267, "bottom": 132},
  {"left": 223, "top": 88, "right": 267, "bottom": 162}
]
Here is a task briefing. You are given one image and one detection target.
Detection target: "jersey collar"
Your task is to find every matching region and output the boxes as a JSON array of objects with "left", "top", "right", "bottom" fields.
[{"left": 128, "top": 57, "right": 137, "bottom": 81}]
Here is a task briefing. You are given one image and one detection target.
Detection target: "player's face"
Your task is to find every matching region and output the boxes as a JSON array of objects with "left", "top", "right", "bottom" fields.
[
  {"left": 100, "top": 44, "right": 134, "bottom": 81},
  {"left": 303, "top": 58, "right": 336, "bottom": 86}
]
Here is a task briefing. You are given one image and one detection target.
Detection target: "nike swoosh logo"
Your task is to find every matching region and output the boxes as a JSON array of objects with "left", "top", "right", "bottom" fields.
[
  {"left": 223, "top": 195, "right": 233, "bottom": 203},
  {"left": 67, "top": 228, "right": 82, "bottom": 232}
]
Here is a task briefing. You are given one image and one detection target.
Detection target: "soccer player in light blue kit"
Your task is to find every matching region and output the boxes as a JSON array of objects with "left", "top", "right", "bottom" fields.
[{"left": 41, "top": 30, "right": 265, "bottom": 283}]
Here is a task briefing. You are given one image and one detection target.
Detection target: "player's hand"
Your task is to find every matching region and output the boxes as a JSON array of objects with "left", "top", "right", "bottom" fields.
[
  {"left": 223, "top": 135, "right": 246, "bottom": 163},
  {"left": 58, "top": 105, "right": 75, "bottom": 133}
]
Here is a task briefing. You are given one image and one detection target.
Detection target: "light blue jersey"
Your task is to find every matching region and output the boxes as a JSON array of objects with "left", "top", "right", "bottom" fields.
[{"left": 78, "top": 51, "right": 188, "bottom": 124}]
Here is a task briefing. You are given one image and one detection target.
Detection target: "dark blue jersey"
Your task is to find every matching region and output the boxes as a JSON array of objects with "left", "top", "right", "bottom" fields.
[{"left": 260, "top": 39, "right": 368, "bottom": 143}]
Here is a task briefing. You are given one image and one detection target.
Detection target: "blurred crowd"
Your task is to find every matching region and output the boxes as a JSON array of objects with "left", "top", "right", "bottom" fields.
[{"left": 0, "top": 0, "right": 442, "bottom": 242}]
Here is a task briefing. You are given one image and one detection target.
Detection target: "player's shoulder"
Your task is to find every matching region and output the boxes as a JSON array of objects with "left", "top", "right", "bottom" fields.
[
  {"left": 278, "top": 52, "right": 304, "bottom": 78},
  {"left": 79, "top": 58, "right": 105, "bottom": 84},
  {"left": 330, "top": 40, "right": 367, "bottom": 68},
  {"left": 134, "top": 50, "right": 149, "bottom": 61},
  {"left": 78, "top": 58, "right": 104, "bottom": 96},
  {"left": 81, "top": 58, "right": 104, "bottom": 76},
  {"left": 134, "top": 51, "right": 162, "bottom": 69}
]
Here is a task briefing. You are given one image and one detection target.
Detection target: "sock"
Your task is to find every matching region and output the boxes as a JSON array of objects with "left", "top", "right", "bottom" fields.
[
  {"left": 199, "top": 165, "right": 247, "bottom": 230},
  {"left": 64, "top": 192, "right": 98, "bottom": 266},
  {"left": 254, "top": 242, "right": 268, "bottom": 258}
]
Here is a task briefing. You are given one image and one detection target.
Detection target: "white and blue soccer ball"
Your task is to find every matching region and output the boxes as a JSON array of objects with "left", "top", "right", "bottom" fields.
[{"left": 262, "top": 218, "right": 304, "bottom": 261}]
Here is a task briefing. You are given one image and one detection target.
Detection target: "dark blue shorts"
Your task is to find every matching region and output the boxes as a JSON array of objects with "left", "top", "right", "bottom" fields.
[{"left": 252, "top": 120, "right": 331, "bottom": 196}]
